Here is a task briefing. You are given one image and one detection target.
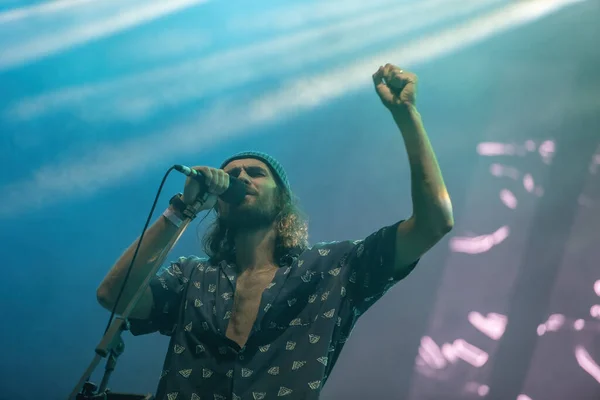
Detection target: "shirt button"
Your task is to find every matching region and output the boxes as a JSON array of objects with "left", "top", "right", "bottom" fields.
[{"left": 239, "top": 355, "right": 244, "bottom": 360}]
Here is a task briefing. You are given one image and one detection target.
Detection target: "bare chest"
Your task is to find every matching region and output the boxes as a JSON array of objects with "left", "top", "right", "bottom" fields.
[{"left": 225, "top": 268, "right": 277, "bottom": 347}]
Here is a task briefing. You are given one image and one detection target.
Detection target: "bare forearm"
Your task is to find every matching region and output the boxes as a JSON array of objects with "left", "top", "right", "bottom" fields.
[
  {"left": 97, "top": 210, "right": 179, "bottom": 311},
  {"left": 393, "top": 105, "right": 453, "bottom": 231}
]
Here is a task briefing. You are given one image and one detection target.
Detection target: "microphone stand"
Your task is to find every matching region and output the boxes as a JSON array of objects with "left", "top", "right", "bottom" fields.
[{"left": 68, "top": 195, "right": 208, "bottom": 400}]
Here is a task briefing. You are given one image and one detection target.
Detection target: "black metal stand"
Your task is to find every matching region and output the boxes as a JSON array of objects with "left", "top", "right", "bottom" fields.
[{"left": 68, "top": 195, "right": 208, "bottom": 400}]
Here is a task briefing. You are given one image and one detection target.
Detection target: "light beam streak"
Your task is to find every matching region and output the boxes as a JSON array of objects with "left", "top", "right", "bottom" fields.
[
  {"left": 0, "top": 0, "right": 584, "bottom": 217},
  {"left": 6, "top": 0, "right": 502, "bottom": 123},
  {"left": 0, "top": 0, "right": 210, "bottom": 71},
  {"left": 0, "top": 0, "right": 99, "bottom": 23}
]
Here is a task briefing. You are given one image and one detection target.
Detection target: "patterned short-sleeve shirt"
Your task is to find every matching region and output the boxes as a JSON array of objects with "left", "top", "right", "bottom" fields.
[{"left": 129, "top": 221, "right": 418, "bottom": 400}]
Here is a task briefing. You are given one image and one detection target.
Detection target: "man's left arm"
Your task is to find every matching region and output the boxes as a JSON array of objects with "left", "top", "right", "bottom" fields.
[{"left": 373, "top": 64, "right": 454, "bottom": 274}]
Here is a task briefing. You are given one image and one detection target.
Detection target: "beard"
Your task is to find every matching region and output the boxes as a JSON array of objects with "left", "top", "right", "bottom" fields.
[{"left": 220, "top": 195, "right": 279, "bottom": 231}]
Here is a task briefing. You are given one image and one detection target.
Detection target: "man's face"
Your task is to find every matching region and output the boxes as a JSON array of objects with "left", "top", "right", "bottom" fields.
[{"left": 219, "top": 158, "right": 280, "bottom": 230}]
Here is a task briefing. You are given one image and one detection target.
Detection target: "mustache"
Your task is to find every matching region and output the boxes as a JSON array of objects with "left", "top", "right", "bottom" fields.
[{"left": 242, "top": 186, "right": 259, "bottom": 195}]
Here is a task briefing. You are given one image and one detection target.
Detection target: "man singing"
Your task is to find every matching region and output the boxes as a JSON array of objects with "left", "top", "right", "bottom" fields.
[{"left": 96, "top": 64, "right": 454, "bottom": 400}]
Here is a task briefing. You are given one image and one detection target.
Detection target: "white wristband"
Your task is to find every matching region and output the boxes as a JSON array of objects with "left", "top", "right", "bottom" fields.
[{"left": 163, "top": 207, "right": 183, "bottom": 228}]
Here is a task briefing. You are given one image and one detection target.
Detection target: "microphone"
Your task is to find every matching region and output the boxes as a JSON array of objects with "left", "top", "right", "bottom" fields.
[{"left": 173, "top": 164, "right": 247, "bottom": 205}]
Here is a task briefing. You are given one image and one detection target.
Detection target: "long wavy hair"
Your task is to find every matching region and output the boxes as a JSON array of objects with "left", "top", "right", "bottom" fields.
[{"left": 201, "top": 184, "right": 309, "bottom": 265}]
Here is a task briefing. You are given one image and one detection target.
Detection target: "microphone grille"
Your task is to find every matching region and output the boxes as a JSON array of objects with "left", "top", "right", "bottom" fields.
[{"left": 221, "top": 177, "right": 247, "bottom": 204}]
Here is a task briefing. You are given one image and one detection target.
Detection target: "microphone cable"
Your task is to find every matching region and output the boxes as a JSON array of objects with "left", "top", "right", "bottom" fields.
[{"left": 102, "top": 165, "right": 211, "bottom": 334}]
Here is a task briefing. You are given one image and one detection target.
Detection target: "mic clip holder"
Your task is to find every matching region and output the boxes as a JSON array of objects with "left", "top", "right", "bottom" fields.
[
  {"left": 183, "top": 196, "right": 208, "bottom": 219},
  {"left": 169, "top": 193, "right": 204, "bottom": 220}
]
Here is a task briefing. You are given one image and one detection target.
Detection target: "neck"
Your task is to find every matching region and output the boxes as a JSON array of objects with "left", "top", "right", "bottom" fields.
[{"left": 233, "top": 223, "right": 278, "bottom": 272}]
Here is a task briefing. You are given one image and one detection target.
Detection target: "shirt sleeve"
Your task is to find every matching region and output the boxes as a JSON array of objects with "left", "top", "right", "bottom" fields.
[
  {"left": 128, "top": 256, "right": 194, "bottom": 336},
  {"left": 344, "top": 221, "right": 419, "bottom": 315}
]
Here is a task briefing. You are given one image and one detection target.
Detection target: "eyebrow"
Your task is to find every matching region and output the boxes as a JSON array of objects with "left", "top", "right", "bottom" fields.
[{"left": 225, "top": 166, "right": 269, "bottom": 176}]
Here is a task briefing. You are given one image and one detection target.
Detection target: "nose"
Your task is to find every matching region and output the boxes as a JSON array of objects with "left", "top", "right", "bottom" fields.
[{"left": 237, "top": 170, "right": 252, "bottom": 185}]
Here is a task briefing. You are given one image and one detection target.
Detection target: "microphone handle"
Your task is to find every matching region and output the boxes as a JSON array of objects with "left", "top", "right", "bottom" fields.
[{"left": 173, "top": 164, "right": 246, "bottom": 204}]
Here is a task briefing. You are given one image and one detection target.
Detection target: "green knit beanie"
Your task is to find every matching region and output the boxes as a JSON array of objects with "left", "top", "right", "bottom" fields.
[{"left": 220, "top": 151, "right": 291, "bottom": 192}]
